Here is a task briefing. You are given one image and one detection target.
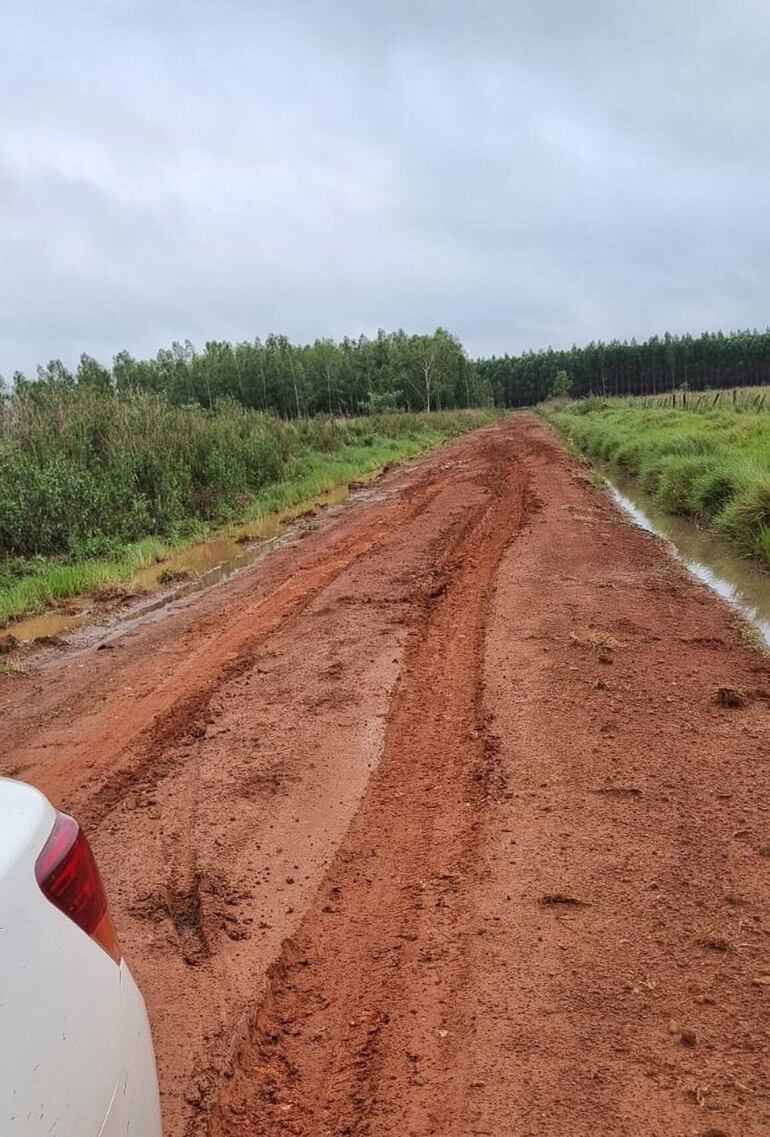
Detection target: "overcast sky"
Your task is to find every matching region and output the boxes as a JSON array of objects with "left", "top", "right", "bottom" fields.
[{"left": 2, "top": 0, "right": 769, "bottom": 376}]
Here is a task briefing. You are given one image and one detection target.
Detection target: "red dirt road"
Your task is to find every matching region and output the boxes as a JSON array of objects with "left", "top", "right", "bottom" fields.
[{"left": 2, "top": 414, "right": 769, "bottom": 1136}]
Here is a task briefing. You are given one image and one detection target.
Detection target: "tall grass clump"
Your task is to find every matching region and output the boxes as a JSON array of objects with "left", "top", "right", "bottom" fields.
[
  {"left": 0, "top": 384, "right": 495, "bottom": 624},
  {"left": 0, "top": 386, "right": 297, "bottom": 557},
  {"left": 547, "top": 401, "right": 770, "bottom": 568}
]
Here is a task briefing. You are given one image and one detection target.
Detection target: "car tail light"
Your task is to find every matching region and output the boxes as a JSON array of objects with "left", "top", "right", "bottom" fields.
[{"left": 35, "top": 811, "right": 122, "bottom": 964}]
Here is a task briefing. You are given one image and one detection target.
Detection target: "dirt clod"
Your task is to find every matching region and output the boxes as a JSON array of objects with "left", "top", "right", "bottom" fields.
[
  {"left": 715, "top": 686, "right": 748, "bottom": 708},
  {"left": 158, "top": 568, "right": 193, "bottom": 585},
  {"left": 539, "top": 893, "right": 590, "bottom": 908}
]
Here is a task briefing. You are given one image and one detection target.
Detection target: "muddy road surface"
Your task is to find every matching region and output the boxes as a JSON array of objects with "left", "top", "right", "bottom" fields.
[{"left": 2, "top": 414, "right": 769, "bottom": 1137}]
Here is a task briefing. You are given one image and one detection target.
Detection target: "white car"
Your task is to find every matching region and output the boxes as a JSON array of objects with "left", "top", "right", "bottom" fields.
[{"left": 0, "top": 777, "right": 162, "bottom": 1136}]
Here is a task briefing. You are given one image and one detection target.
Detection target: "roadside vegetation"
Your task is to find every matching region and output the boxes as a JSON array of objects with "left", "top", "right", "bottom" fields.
[
  {"left": 548, "top": 399, "right": 770, "bottom": 568},
  {"left": 5, "top": 318, "right": 770, "bottom": 627},
  {"left": 0, "top": 382, "right": 495, "bottom": 627}
]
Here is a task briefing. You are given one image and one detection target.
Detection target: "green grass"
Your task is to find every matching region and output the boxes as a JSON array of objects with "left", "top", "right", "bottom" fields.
[
  {"left": 546, "top": 400, "right": 770, "bottom": 569},
  {"left": 0, "top": 539, "right": 172, "bottom": 627},
  {"left": 242, "top": 435, "right": 434, "bottom": 521},
  {"left": 0, "top": 414, "right": 495, "bottom": 627}
]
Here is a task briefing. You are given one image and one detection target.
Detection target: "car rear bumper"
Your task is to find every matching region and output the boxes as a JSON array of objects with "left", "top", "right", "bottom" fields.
[{"left": 98, "top": 962, "right": 162, "bottom": 1137}]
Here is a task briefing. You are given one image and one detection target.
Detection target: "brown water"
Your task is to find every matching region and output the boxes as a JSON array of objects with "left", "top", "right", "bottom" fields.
[
  {"left": 606, "top": 469, "right": 770, "bottom": 650},
  {"left": 9, "top": 483, "right": 355, "bottom": 646}
]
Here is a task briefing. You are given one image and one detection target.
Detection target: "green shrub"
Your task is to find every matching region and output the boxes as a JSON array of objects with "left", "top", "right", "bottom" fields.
[{"left": 0, "top": 389, "right": 497, "bottom": 622}]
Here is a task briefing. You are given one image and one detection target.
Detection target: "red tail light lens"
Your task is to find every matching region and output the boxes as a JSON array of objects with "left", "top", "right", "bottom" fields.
[{"left": 35, "top": 812, "right": 122, "bottom": 964}]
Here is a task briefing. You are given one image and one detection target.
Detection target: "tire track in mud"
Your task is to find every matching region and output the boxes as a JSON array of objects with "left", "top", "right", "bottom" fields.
[
  {"left": 75, "top": 474, "right": 449, "bottom": 831},
  {"left": 211, "top": 432, "right": 530, "bottom": 1136}
]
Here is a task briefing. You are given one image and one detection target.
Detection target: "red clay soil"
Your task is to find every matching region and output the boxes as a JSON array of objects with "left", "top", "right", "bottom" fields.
[{"left": 2, "top": 414, "right": 769, "bottom": 1137}]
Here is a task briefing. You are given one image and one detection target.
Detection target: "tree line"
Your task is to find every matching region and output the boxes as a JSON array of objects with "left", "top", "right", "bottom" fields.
[
  {"left": 2, "top": 329, "right": 489, "bottom": 416},
  {"left": 5, "top": 326, "right": 770, "bottom": 415},
  {"left": 477, "top": 329, "right": 770, "bottom": 407}
]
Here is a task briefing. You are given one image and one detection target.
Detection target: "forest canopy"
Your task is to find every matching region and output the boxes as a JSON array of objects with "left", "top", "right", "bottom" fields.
[
  {"left": 478, "top": 329, "right": 770, "bottom": 407},
  {"left": 4, "top": 326, "right": 770, "bottom": 414},
  {"left": 4, "top": 329, "right": 487, "bottom": 416}
]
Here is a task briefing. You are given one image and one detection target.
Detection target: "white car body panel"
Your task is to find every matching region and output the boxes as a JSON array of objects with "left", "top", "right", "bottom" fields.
[{"left": 0, "top": 778, "right": 161, "bottom": 1137}]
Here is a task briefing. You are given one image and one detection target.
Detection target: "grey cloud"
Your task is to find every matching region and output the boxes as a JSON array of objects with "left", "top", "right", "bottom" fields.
[{"left": 2, "top": 1, "right": 769, "bottom": 376}]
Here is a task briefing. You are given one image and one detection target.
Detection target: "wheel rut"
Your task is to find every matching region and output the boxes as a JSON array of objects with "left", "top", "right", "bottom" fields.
[
  {"left": 211, "top": 433, "right": 530, "bottom": 1136},
  {"left": 67, "top": 475, "right": 447, "bottom": 831}
]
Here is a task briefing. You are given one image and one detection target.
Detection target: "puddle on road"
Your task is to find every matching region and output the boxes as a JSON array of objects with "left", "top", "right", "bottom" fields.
[
  {"left": 605, "top": 468, "right": 770, "bottom": 650},
  {"left": 9, "top": 481, "right": 360, "bottom": 646}
]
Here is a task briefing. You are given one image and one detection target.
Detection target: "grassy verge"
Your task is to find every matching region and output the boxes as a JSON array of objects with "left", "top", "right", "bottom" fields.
[
  {"left": 239, "top": 435, "right": 434, "bottom": 520},
  {"left": 545, "top": 400, "right": 770, "bottom": 569},
  {"left": 0, "top": 539, "right": 171, "bottom": 627},
  {"left": 0, "top": 414, "right": 495, "bottom": 628}
]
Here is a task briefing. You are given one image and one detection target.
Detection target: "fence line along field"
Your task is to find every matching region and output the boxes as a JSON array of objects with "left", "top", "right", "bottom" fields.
[{"left": 627, "top": 386, "right": 768, "bottom": 411}]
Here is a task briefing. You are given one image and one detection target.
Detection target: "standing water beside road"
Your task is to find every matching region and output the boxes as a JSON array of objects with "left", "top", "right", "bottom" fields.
[{"left": 606, "top": 467, "right": 770, "bottom": 650}]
